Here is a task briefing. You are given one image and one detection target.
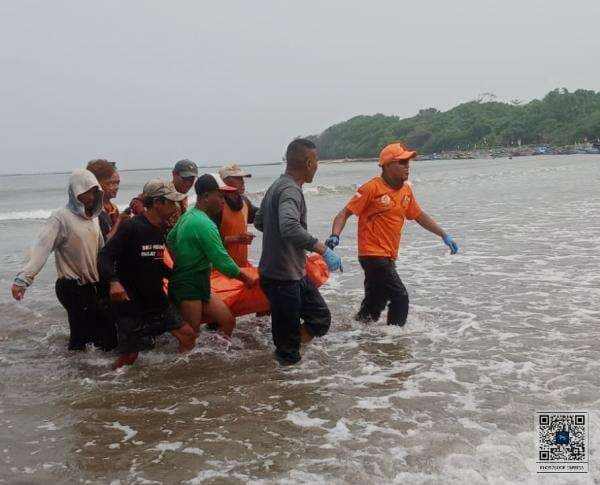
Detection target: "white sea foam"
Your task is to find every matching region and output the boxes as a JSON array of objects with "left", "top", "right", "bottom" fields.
[
  {"left": 153, "top": 405, "right": 178, "bottom": 415},
  {"left": 37, "top": 421, "right": 58, "bottom": 431},
  {"left": 151, "top": 441, "right": 183, "bottom": 452},
  {"left": 285, "top": 411, "right": 328, "bottom": 428},
  {"left": 182, "top": 447, "right": 204, "bottom": 456},
  {"left": 104, "top": 422, "right": 138, "bottom": 442},
  {"left": 324, "top": 419, "right": 352, "bottom": 442}
]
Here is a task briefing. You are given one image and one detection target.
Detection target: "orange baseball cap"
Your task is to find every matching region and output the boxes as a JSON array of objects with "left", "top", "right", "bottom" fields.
[{"left": 379, "top": 143, "right": 417, "bottom": 166}]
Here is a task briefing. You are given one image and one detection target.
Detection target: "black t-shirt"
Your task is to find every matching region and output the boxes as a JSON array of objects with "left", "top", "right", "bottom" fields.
[
  {"left": 98, "top": 215, "right": 171, "bottom": 313},
  {"left": 98, "top": 211, "right": 113, "bottom": 240}
]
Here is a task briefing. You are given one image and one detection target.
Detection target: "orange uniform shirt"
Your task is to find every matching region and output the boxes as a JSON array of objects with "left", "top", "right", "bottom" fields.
[
  {"left": 220, "top": 199, "right": 250, "bottom": 267},
  {"left": 346, "top": 177, "right": 422, "bottom": 259}
]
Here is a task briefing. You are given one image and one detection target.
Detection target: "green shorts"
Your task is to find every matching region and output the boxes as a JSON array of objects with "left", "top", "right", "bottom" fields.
[{"left": 169, "top": 269, "right": 211, "bottom": 303}]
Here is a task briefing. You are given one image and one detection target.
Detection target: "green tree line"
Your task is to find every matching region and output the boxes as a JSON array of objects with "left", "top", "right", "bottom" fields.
[{"left": 307, "top": 89, "right": 600, "bottom": 159}]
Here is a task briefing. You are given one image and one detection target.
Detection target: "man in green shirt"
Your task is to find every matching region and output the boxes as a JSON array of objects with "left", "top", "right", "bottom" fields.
[{"left": 168, "top": 173, "right": 257, "bottom": 338}]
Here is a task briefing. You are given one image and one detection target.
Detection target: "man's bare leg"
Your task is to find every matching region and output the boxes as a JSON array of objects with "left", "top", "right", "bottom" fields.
[
  {"left": 171, "top": 323, "right": 197, "bottom": 352},
  {"left": 179, "top": 300, "right": 204, "bottom": 334},
  {"left": 203, "top": 295, "right": 236, "bottom": 337}
]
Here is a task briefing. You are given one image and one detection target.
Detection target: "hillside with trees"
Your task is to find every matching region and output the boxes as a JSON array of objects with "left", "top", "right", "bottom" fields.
[{"left": 307, "top": 89, "right": 600, "bottom": 159}]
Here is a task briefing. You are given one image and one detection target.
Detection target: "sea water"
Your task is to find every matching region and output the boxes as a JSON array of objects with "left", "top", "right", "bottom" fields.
[{"left": 1, "top": 156, "right": 599, "bottom": 484}]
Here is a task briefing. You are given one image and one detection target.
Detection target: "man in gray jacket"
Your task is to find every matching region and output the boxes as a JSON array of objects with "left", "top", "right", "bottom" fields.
[
  {"left": 255, "top": 138, "right": 342, "bottom": 365},
  {"left": 10, "top": 169, "right": 117, "bottom": 351}
]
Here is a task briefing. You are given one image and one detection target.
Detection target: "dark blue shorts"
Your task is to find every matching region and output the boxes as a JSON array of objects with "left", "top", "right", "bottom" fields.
[{"left": 113, "top": 301, "right": 184, "bottom": 354}]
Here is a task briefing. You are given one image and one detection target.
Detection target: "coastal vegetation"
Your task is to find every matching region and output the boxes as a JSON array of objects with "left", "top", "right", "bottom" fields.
[{"left": 307, "top": 89, "right": 600, "bottom": 159}]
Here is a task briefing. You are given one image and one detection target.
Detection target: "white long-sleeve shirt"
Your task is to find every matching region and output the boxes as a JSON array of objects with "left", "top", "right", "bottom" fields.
[{"left": 15, "top": 169, "right": 104, "bottom": 287}]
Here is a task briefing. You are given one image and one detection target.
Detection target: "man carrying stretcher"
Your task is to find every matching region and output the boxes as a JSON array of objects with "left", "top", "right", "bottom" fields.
[
  {"left": 211, "top": 164, "right": 259, "bottom": 267},
  {"left": 207, "top": 163, "right": 331, "bottom": 323},
  {"left": 167, "top": 174, "right": 258, "bottom": 339}
]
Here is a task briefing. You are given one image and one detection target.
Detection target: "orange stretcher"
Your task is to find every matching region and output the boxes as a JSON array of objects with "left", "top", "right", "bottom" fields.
[{"left": 163, "top": 252, "right": 329, "bottom": 317}]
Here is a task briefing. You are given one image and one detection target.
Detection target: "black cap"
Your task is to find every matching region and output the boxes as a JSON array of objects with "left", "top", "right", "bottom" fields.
[
  {"left": 173, "top": 159, "right": 198, "bottom": 178},
  {"left": 194, "top": 173, "right": 237, "bottom": 196}
]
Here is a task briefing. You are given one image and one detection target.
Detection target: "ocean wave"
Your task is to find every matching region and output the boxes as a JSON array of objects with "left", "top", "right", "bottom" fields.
[
  {"left": 0, "top": 206, "right": 132, "bottom": 222},
  {"left": 302, "top": 184, "right": 357, "bottom": 196},
  {"left": 0, "top": 209, "right": 56, "bottom": 221},
  {"left": 0, "top": 185, "right": 358, "bottom": 221},
  {"left": 246, "top": 184, "right": 357, "bottom": 199}
]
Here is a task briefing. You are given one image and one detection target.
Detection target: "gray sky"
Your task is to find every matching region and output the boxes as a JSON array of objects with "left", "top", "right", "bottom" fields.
[{"left": 1, "top": 0, "right": 599, "bottom": 173}]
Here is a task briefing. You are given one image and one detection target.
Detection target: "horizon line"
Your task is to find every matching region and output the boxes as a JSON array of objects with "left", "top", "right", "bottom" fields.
[{"left": 0, "top": 161, "right": 283, "bottom": 177}]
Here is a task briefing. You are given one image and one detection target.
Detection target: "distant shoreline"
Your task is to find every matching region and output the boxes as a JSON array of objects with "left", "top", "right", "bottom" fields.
[
  {"left": 0, "top": 161, "right": 281, "bottom": 177},
  {"left": 319, "top": 146, "right": 600, "bottom": 164},
  {"left": 3, "top": 150, "right": 599, "bottom": 176}
]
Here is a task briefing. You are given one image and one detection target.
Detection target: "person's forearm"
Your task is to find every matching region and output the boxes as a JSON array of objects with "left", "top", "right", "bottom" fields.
[
  {"left": 281, "top": 221, "right": 318, "bottom": 250},
  {"left": 311, "top": 240, "right": 327, "bottom": 255},
  {"left": 279, "top": 210, "right": 317, "bottom": 250},
  {"left": 247, "top": 198, "right": 259, "bottom": 224},
  {"left": 210, "top": 246, "right": 241, "bottom": 278},
  {"left": 221, "top": 259, "right": 241, "bottom": 279},
  {"left": 415, "top": 212, "right": 446, "bottom": 238},
  {"left": 17, "top": 218, "right": 60, "bottom": 286},
  {"left": 278, "top": 194, "right": 318, "bottom": 250},
  {"left": 105, "top": 219, "right": 121, "bottom": 241},
  {"left": 98, "top": 249, "right": 119, "bottom": 282},
  {"left": 331, "top": 208, "right": 352, "bottom": 236},
  {"left": 253, "top": 210, "right": 264, "bottom": 232}
]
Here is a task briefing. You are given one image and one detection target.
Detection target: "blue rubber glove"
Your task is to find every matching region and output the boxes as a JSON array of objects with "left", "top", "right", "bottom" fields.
[
  {"left": 325, "top": 234, "right": 340, "bottom": 250},
  {"left": 442, "top": 234, "right": 458, "bottom": 254},
  {"left": 323, "top": 247, "right": 343, "bottom": 272}
]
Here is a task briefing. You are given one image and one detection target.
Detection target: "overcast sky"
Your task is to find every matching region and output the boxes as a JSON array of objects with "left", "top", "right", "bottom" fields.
[{"left": 1, "top": 0, "right": 599, "bottom": 173}]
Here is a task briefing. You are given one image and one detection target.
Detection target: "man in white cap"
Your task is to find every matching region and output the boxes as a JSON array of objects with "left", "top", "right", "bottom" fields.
[
  {"left": 212, "top": 164, "right": 259, "bottom": 267},
  {"left": 99, "top": 179, "right": 197, "bottom": 369}
]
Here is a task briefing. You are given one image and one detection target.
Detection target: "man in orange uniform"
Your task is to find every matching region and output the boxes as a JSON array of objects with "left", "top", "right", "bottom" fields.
[
  {"left": 212, "top": 164, "right": 258, "bottom": 267},
  {"left": 328, "top": 143, "right": 458, "bottom": 327}
]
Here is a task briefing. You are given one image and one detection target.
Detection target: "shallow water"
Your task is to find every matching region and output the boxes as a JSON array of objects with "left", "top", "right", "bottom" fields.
[{"left": 1, "top": 156, "right": 599, "bottom": 484}]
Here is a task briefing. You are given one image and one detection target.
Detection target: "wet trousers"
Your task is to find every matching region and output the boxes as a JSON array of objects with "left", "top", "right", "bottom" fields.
[
  {"left": 55, "top": 278, "right": 117, "bottom": 351},
  {"left": 260, "top": 276, "right": 331, "bottom": 364},
  {"left": 357, "top": 256, "right": 409, "bottom": 326}
]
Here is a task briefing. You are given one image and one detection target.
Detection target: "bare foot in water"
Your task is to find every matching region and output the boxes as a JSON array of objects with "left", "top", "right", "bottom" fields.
[
  {"left": 112, "top": 352, "right": 139, "bottom": 370},
  {"left": 300, "top": 325, "right": 314, "bottom": 344}
]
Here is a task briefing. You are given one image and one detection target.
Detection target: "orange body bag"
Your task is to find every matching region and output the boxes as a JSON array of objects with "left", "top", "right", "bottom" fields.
[{"left": 163, "top": 252, "right": 329, "bottom": 317}]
